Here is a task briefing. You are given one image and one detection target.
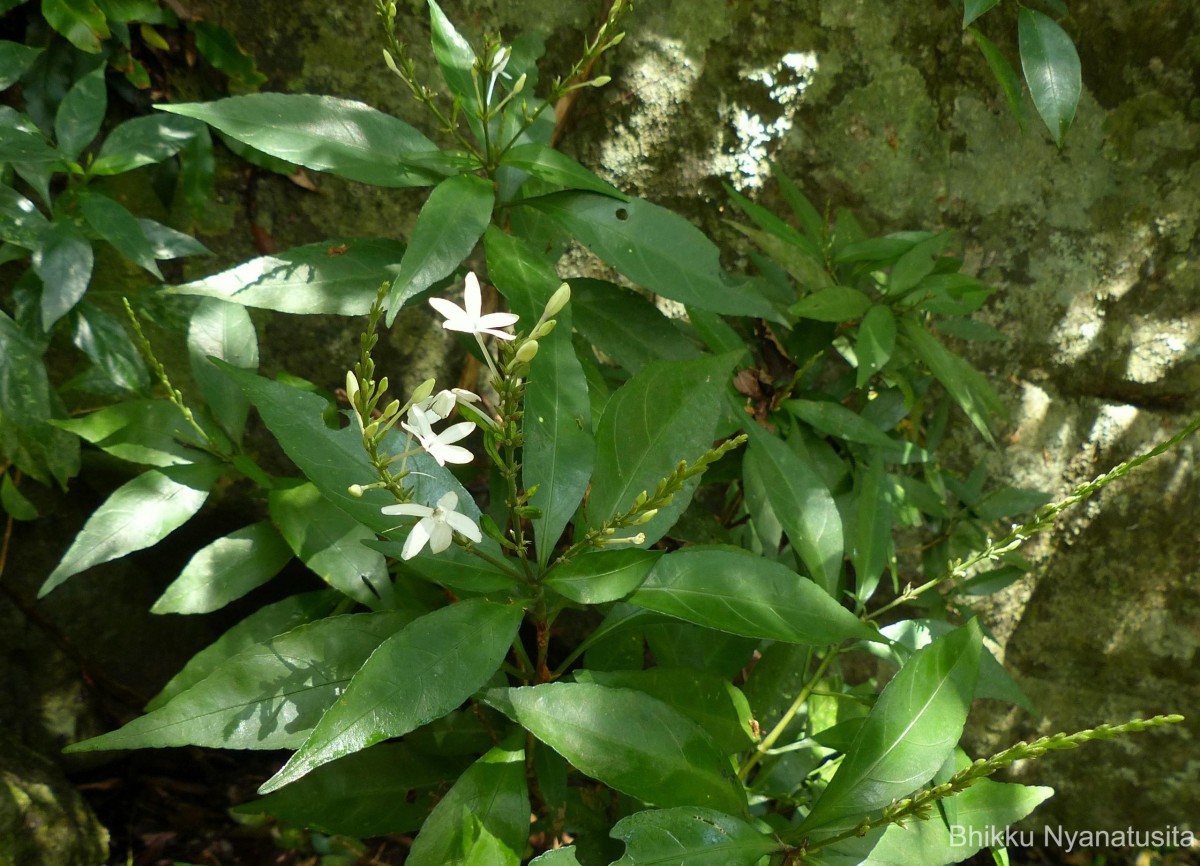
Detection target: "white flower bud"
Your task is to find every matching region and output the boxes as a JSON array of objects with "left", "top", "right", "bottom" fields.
[
  {"left": 515, "top": 339, "right": 539, "bottom": 364},
  {"left": 345, "top": 371, "right": 360, "bottom": 404},
  {"left": 544, "top": 283, "right": 571, "bottom": 318}
]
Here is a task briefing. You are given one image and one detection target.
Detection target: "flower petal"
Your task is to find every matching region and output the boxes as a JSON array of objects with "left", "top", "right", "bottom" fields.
[
  {"left": 476, "top": 312, "right": 520, "bottom": 329},
  {"left": 435, "top": 491, "right": 459, "bottom": 511},
  {"left": 428, "top": 442, "right": 474, "bottom": 465},
  {"left": 463, "top": 272, "right": 482, "bottom": 318},
  {"left": 402, "top": 518, "right": 433, "bottom": 560},
  {"left": 429, "top": 297, "right": 467, "bottom": 323},
  {"left": 445, "top": 511, "right": 483, "bottom": 543},
  {"left": 381, "top": 503, "right": 433, "bottom": 517},
  {"left": 436, "top": 421, "right": 476, "bottom": 445},
  {"left": 428, "top": 520, "right": 454, "bottom": 553}
]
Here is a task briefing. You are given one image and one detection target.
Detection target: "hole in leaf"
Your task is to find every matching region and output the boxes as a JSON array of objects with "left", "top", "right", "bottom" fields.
[{"left": 615, "top": 208, "right": 629, "bottom": 221}]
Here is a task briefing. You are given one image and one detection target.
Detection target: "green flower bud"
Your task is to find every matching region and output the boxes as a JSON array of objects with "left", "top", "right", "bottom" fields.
[
  {"left": 544, "top": 282, "right": 571, "bottom": 318},
  {"left": 515, "top": 339, "right": 539, "bottom": 364},
  {"left": 409, "top": 377, "right": 436, "bottom": 405}
]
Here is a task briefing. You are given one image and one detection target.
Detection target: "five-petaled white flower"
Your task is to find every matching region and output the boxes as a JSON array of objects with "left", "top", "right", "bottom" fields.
[
  {"left": 417, "top": 387, "right": 481, "bottom": 420},
  {"left": 381, "top": 492, "right": 482, "bottom": 559},
  {"left": 402, "top": 404, "right": 475, "bottom": 466},
  {"left": 429, "top": 273, "right": 519, "bottom": 340}
]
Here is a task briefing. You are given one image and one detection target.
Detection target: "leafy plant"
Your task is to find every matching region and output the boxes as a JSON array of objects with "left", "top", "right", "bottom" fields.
[{"left": 35, "top": 2, "right": 1188, "bottom": 864}]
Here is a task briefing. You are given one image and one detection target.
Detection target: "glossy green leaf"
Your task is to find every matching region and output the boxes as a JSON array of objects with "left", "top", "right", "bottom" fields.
[
  {"left": 427, "top": 0, "right": 477, "bottom": 107},
  {"left": 545, "top": 549, "right": 660, "bottom": 605},
  {"left": 502, "top": 143, "right": 628, "bottom": 200},
  {"left": 51, "top": 399, "right": 209, "bottom": 466},
  {"left": 628, "top": 547, "right": 879, "bottom": 645},
  {"left": 887, "top": 234, "right": 952, "bottom": 297},
  {"left": 798, "top": 620, "right": 983, "bottom": 838},
  {"left": 385, "top": 173, "right": 493, "bottom": 322},
  {"left": 1, "top": 473, "right": 38, "bottom": 520},
  {"left": 69, "top": 609, "right": 415, "bottom": 752},
  {"left": 188, "top": 298, "right": 256, "bottom": 443},
  {"left": 407, "top": 745, "right": 529, "bottom": 866},
  {"left": 168, "top": 238, "right": 405, "bottom": 314},
  {"left": 745, "top": 430, "right": 843, "bottom": 596},
  {"left": 262, "top": 599, "right": 523, "bottom": 792},
  {"left": 54, "top": 64, "right": 106, "bottom": 158},
  {"left": 32, "top": 220, "right": 94, "bottom": 329},
  {"left": 851, "top": 450, "right": 890, "bottom": 605},
  {"left": 91, "top": 114, "right": 200, "bottom": 175},
  {"left": 772, "top": 163, "right": 825, "bottom": 244},
  {"left": 785, "top": 399, "right": 929, "bottom": 462},
  {"left": 0, "top": 185, "right": 50, "bottom": 248},
  {"left": 569, "top": 278, "right": 702, "bottom": 374},
  {"left": 137, "top": 218, "right": 211, "bottom": 259},
  {"left": 577, "top": 667, "right": 756, "bottom": 755},
  {"left": 367, "top": 540, "right": 518, "bottom": 593},
  {"left": 1018, "top": 9, "right": 1081, "bottom": 147},
  {"left": 861, "top": 779, "right": 1053, "bottom": 865},
  {"left": 234, "top": 742, "right": 466, "bottom": 838},
  {"left": 158, "top": 94, "right": 446, "bottom": 187},
  {"left": 0, "top": 41, "right": 44, "bottom": 91},
  {"left": 147, "top": 591, "right": 339, "bottom": 711},
  {"left": 79, "top": 192, "right": 162, "bottom": 278},
  {"left": 270, "top": 482, "right": 388, "bottom": 609},
  {"left": 522, "top": 192, "right": 777, "bottom": 319},
  {"left": 41, "top": 0, "right": 110, "bottom": 53},
  {"left": 152, "top": 521, "right": 293, "bottom": 614},
  {"left": 96, "top": 0, "right": 159, "bottom": 21},
  {"left": 0, "top": 125, "right": 62, "bottom": 164},
  {"left": 39, "top": 463, "right": 222, "bottom": 597},
  {"left": 530, "top": 849, "right": 582, "bottom": 865},
  {"left": 900, "top": 318, "right": 1003, "bottom": 445},
  {"left": 72, "top": 300, "right": 153, "bottom": 391},
  {"left": 855, "top": 305, "right": 896, "bottom": 387},
  {"left": 791, "top": 286, "right": 872, "bottom": 322},
  {"left": 970, "top": 28, "right": 1027, "bottom": 129},
  {"left": 508, "top": 682, "right": 744, "bottom": 812},
  {"left": 962, "top": 0, "right": 1001, "bottom": 27},
  {"left": 725, "top": 182, "right": 817, "bottom": 256},
  {"left": 190, "top": 20, "right": 266, "bottom": 89},
  {"left": 589, "top": 353, "right": 738, "bottom": 546},
  {"left": 611, "top": 808, "right": 778, "bottom": 866}
]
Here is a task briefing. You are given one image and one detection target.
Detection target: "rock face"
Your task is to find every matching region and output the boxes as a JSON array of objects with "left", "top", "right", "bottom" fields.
[{"left": 178, "top": 0, "right": 1200, "bottom": 832}]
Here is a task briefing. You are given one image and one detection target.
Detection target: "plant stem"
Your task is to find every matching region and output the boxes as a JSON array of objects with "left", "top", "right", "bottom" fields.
[{"left": 738, "top": 649, "right": 837, "bottom": 781}]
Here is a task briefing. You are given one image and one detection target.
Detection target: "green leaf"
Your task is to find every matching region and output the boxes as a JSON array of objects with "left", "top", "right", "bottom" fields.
[
  {"left": 588, "top": 353, "right": 738, "bottom": 546},
  {"left": 152, "top": 521, "right": 293, "bottom": 614},
  {"left": 166, "top": 238, "right": 406, "bottom": 314},
  {"left": 386, "top": 173, "right": 494, "bottom": 322},
  {"left": 887, "top": 233, "right": 952, "bottom": 297},
  {"left": 963, "top": 0, "right": 1001, "bottom": 27},
  {"left": 507, "top": 682, "right": 746, "bottom": 813},
  {"left": 577, "top": 667, "right": 756, "bottom": 755},
  {"left": 68, "top": 609, "right": 416, "bottom": 752},
  {"left": 137, "top": 218, "right": 211, "bottom": 259},
  {"left": 545, "top": 549, "right": 660, "bottom": 605},
  {"left": 855, "top": 305, "right": 896, "bottom": 387},
  {"left": 0, "top": 185, "right": 50, "bottom": 248},
  {"left": 95, "top": 0, "right": 159, "bottom": 21},
  {"left": 158, "top": 94, "right": 446, "bottom": 187},
  {"left": 54, "top": 65, "right": 106, "bottom": 159},
  {"left": 41, "top": 0, "right": 110, "bottom": 53},
  {"left": 79, "top": 192, "right": 162, "bottom": 278},
  {"left": 0, "top": 125, "right": 62, "bottom": 164},
  {"left": 530, "top": 849, "right": 582, "bottom": 865},
  {"left": 569, "top": 278, "right": 702, "bottom": 374},
  {"left": 611, "top": 808, "right": 778, "bottom": 866},
  {"left": 502, "top": 143, "right": 628, "bottom": 200},
  {"left": 71, "top": 301, "right": 150, "bottom": 391},
  {"left": 791, "top": 286, "right": 872, "bottom": 322},
  {"left": 745, "top": 430, "right": 843, "bottom": 596},
  {"left": 785, "top": 399, "right": 929, "bottom": 462},
  {"left": 798, "top": 620, "right": 983, "bottom": 838},
  {"left": 771, "top": 164, "right": 825, "bottom": 245},
  {"left": 39, "top": 462, "right": 222, "bottom": 597},
  {"left": 91, "top": 114, "right": 200, "bottom": 175},
  {"left": 900, "top": 318, "right": 1003, "bottom": 445},
  {"left": 1018, "top": 9, "right": 1081, "bottom": 147},
  {"left": 189, "top": 20, "right": 266, "bottom": 89},
  {"left": 51, "top": 399, "right": 209, "bottom": 466},
  {"left": 970, "top": 28, "right": 1027, "bottom": 130},
  {"left": 32, "top": 220, "right": 94, "bottom": 329},
  {"left": 0, "top": 41, "right": 44, "bottom": 91},
  {"left": 146, "top": 591, "right": 339, "bottom": 710},
  {"left": 1, "top": 473, "right": 38, "bottom": 520},
  {"left": 521, "top": 192, "right": 777, "bottom": 319},
  {"left": 270, "top": 482, "right": 388, "bottom": 610},
  {"left": 368, "top": 540, "right": 518, "bottom": 594},
  {"left": 187, "top": 298, "right": 256, "bottom": 444},
  {"left": 407, "top": 745, "right": 528, "bottom": 866},
  {"left": 261, "top": 599, "right": 523, "bottom": 792},
  {"left": 427, "top": 0, "right": 477, "bottom": 108},
  {"left": 628, "top": 547, "right": 879, "bottom": 645},
  {"left": 234, "top": 742, "right": 467, "bottom": 838},
  {"left": 851, "top": 451, "right": 890, "bottom": 605}
]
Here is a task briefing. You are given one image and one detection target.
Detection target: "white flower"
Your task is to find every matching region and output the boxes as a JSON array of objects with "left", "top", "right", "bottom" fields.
[
  {"left": 401, "top": 404, "right": 475, "bottom": 466},
  {"left": 382, "top": 492, "right": 482, "bottom": 559},
  {"left": 429, "top": 273, "right": 519, "bottom": 340},
  {"left": 417, "top": 387, "right": 481, "bottom": 420}
]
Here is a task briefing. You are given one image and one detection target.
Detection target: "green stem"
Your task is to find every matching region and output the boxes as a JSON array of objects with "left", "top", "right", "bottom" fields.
[{"left": 738, "top": 649, "right": 837, "bottom": 781}]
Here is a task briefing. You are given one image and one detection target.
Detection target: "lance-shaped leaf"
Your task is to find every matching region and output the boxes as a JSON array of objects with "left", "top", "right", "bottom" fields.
[
  {"left": 0, "top": 184, "right": 50, "bottom": 248},
  {"left": 67, "top": 609, "right": 415, "bottom": 752},
  {"left": 798, "top": 620, "right": 983, "bottom": 838},
  {"left": 544, "top": 549, "right": 660, "bottom": 605},
  {"left": 91, "top": 114, "right": 201, "bottom": 175},
  {"left": 187, "top": 297, "right": 256, "bottom": 444},
  {"left": 628, "top": 547, "right": 879, "bottom": 645},
  {"left": 1018, "top": 8, "right": 1081, "bottom": 147},
  {"left": 42, "top": 0, "right": 110, "bottom": 52},
  {"left": 589, "top": 353, "right": 738, "bottom": 546},
  {"left": 855, "top": 305, "right": 896, "bottom": 387},
  {"left": 570, "top": 278, "right": 702, "bottom": 374},
  {"left": 406, "top": 745, "right": 529, "bottom": 866},
  {"left": 152, "top": 521, "right": 293, "bottom": 614},
  {"left": 51, "top": 399, "right": 210, "bottom": 467},
  {"left": 900, "top": 318, "right": 1003, "bottom": 445},
  {"left": 70, "top": 301, "right": 149, "bottom": 392},
  {"left": 971, "top": 27, "right": 1027, "bottom": 130},
  {"left": 507, "top": 682, "right": 745, "bottom": 813},
  {"left": 79, "top": 192, "right": 162, "bottom": 278},
  {"left": 501, "top": 143, "right": 628, "bottom": 200},
  {"left": 962, "top": 0, "right": 1000, "bottom": 27},
  {"left": 166, "top": 238, "right": 406, "bottom": 315},
  {"left": 54, "top": 64, "right": 106, "bottom": 159},
  {"left": 261, "top": 599, "right": 523, "bottom": 792},
  {"left": 0, "top": 41, "right": 44, "bottom": 90},
  {"left": 0, "top": 125, "right": 61, "bottom": 165},
  {"left": 521, "top": 191, "right": 777, "bottom": 319},
  {"left": 427, "top": 0, "right": 476, "bottom": 107},
  {"left": 32, "top": 220, "right": 93, "bottom": 329},
  {"left": 745, "top": 429, "right": 844, "bottom": 597},
  {"left": 611, "top": 808, "right": 779, "bottom": 866},
  {"left": 386, "top": 173, "right": 494, "bottom": 322},
  {"left": 39, "top": 462, "right": 222, "bottom": 597},
  {"left": 158, "top": 94, "right": 448, "bottom": 187}
]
